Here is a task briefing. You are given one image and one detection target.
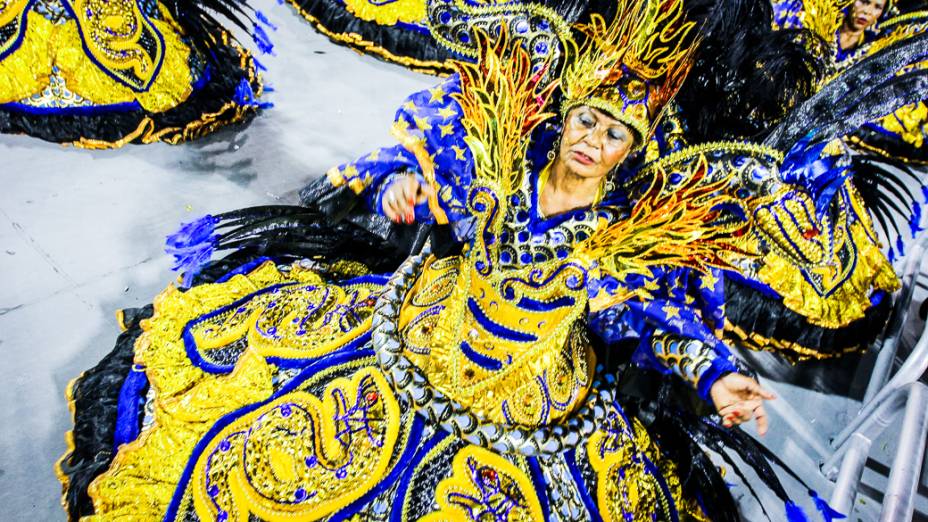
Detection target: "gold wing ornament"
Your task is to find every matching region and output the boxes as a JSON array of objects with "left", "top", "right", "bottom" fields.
[{"left": 630, "top": 137, "right": 899, "bottom": 359}]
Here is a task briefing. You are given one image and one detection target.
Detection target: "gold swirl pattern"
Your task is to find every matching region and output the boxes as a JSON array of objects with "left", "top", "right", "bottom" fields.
[
  {"left": 757, "top": 218, "right": 898, "bottom": 328},
  {"left": 68, "top": 0, "right": 163, "bottom": 91},
  {"left": 190, "top": 367, "right": 401, "bottom": 521},
  {"left": 420, "top": 445, "right": 544, "bottom": 521},
  {"left": 188, "top": 278, "right": 378, "bottom": 363},
  {"left": 1, "top": 3, "right": 197, "bottom": 111},
  {"left": 55, "top": 6, "right": 193, "bottom": 111},
  {"left": 78, "top": 262, "right": 359, "bottom": 519},
  {"left": 749, "top": 184, "right": 898, "bottom": 328},
  {"left": 398, "top": 252, "right": 593, "bottom": 427},
  {"left": 587, "top": 408, "right": 682, "bottom": 521}
]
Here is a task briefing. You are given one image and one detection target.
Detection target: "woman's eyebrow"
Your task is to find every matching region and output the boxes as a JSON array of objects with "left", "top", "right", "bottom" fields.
[{"left": 589, "top": 107, "right": 621, "bottom": 127}]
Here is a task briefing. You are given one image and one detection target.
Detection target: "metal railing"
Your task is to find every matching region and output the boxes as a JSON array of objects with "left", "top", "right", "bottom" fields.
[{"left": 755, "top": 233, "right": 928, "bottom": 520}]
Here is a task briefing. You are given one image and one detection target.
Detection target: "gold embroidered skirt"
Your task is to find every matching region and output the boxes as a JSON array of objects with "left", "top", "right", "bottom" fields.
[{"left": 57, "top": 257, "right": 712, "bottom": 521}]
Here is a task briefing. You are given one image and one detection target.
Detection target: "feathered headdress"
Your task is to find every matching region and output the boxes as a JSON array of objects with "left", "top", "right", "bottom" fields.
[{"left": 559, "top": 0, "right": 698, "bottom": 147}]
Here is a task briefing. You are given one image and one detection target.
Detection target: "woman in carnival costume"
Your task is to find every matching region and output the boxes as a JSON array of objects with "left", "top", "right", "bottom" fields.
[
  {"left": 0, "top": 0, "right": 270, "bottom": 147},
  {"left": 265, "top": 0, "right": 913, "bottom": 372},
  {"left": 773, "top": 0, "right": 927, "bottom": 181},
  {"left": 57, "top": 0, "right": 928, "bottom": 520}
]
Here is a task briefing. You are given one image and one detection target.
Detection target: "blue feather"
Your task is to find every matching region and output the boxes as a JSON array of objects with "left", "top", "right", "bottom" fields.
[
  {"left": 811, "top": 166, "right": 850, "bottom": 219},
  {"left": 780, "top": 135, "right": 838, "bottom": 200},
  {"left": 786, "top": 500, "right": 811, "bottom": 522},
  {"left": 888, "top": 245, "right": 896, "bottom": 263},
  {"left": 809, "top": 490, "right": 846, "bottom": 521},
  {"left": 921, "top": 184, "right": 928, "bottom": 204},
  {"left": 909, "top": 202, "right": 924, "bottom": 237},
  {"left": 252, "top": 24, "right": 275, "bottom": 55},
  {"left": 897, "top": 235, "right": 906, "bottom": 257},
  {"left": 234, "top": 78, "right": 273, "bottom": 109},
  {"left": 255, "top": 11, "right": 278, "bottom": 30},
  {"left": 252, "top": 57, "right": 267, "bottom": 72},
  {"left": 165, "top": 215, "right": 219, "bottom": 287}
]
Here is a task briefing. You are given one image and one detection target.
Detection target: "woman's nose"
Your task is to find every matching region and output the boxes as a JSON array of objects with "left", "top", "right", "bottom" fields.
[{"left": 583, "top": 128, "right": 604, "bottom": 148}]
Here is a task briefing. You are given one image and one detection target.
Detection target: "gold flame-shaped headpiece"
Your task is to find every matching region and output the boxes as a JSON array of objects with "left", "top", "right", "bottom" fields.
[{"left": 559, "top": 0, "right": 698, "bottom": 147}]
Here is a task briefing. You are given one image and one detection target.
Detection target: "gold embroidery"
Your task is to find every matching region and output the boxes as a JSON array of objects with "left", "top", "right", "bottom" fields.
[
  {"left": 77, "top": 262, "right": 360, "bottom": 519},
  {"left": 343, "top": 0, "right": 425, "bottom": 25},
  {"left": 191, "top": 366, "right": 402, "bottom": 521},
  {"left": 419, "top": 445, "right": 544, "bottom": 522},
  {"left": 0, "top": 12, "right": 53, "bottom": 103},
  {"left": 55, "top": 7, "right": 193, "bottom": 112},
  {"left": 755, "top": 199, "right": 898, "bottom": 328},
  {"left": 587, "top": 412, "right": 681, "bottom": 521},
  {"left": 70, "top": 0, "right": 164, "bottom": 91}
]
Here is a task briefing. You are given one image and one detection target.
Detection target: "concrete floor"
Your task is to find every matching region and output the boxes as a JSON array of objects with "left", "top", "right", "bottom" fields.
[{"left": 0, "top": 1, "right": 920, "bottom": 520}]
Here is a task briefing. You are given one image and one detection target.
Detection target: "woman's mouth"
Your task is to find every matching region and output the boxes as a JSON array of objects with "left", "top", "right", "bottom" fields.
[
  {"left": 856, "top": 16, "right": 870, "bottom": 26},
  {"left": 571, "top": 150, "right": 595, "bottom": 166}
]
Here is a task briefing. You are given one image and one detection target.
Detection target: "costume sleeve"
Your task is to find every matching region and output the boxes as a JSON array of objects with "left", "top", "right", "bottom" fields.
[
  {"left": 589, "top": 267, "right": 740, "bottom": 404},
  {"left": 324, "top": 74, "right": 474, "bottom": 224},
  {"left": 770, "top": 0, "right": 804, "bottom": 30}
]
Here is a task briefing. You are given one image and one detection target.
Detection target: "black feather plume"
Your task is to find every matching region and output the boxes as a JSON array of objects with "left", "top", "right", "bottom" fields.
[
  {"left": 851, "top": 154, "right": 926, "bottom": 242},
  {"left": 676, "top": 0, "right": 826, "bottom": 142},
  {"left": 162, "top": 0, "right": 256, "bottom": 59},
  {"left": 765, "top": 29, "right": 928, "bottom": 151}
]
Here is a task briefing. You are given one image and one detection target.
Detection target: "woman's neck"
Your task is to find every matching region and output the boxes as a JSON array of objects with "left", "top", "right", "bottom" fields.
[{"left": 539, "top": 160, "right": 602, "bottom": 217}]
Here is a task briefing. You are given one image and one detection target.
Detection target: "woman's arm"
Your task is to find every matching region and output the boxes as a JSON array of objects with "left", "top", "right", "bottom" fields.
[
  {"left": 325, "top": 74, "right": 474, "bottom": 224},
  {"left": 590, "top": 267, "right": 775, "bottom": 433}
]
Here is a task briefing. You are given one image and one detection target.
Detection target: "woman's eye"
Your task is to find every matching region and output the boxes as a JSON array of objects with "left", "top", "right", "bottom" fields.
[
  {"left": 608, "top": 129, "right": 627, "bottom": 141},
  {"left": 578, "top": 114, "right": 594, "bottom": 127}
]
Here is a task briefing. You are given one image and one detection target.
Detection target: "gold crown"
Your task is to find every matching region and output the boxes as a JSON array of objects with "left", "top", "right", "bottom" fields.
[{"left": 559, "top": 0, "right": 697, "bottom": 147}]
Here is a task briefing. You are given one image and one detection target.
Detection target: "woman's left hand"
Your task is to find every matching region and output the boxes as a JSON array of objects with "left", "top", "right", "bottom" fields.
[{"left": 710, "top": 373, "right": 777, "bottom": 436}]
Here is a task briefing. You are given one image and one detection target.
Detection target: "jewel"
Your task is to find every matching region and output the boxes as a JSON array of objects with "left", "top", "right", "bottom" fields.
[
  {"left": 480, "top": 467, "right": 498, "bottom": 483},
  {"left": 802, "top": 227, "right": 820, "bottom": 239},
  {"left": 365, "top": 391, "right": 379, "bottom": 404}
]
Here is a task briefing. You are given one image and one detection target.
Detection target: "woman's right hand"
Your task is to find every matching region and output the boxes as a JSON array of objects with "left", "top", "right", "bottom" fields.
[{"left": 383, "top": 174, "right": 434, "bottom": 224}]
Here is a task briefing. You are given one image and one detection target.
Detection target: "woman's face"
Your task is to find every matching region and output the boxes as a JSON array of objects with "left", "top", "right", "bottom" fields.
[
  {"left": 557, "top": 106, "right": 636, "bottom": 180},
  {"left": 847, "top": 0, "right": 885, "bottom": 31}
]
